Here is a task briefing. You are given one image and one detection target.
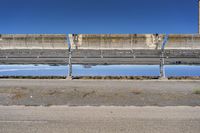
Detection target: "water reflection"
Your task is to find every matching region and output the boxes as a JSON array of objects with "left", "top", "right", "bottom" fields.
[{"left": 0, "top": 65, "right": 199, "bottom": 77}]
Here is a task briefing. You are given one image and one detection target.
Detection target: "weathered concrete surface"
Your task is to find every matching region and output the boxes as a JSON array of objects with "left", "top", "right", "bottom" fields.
[
  {"left": 0, "top": 106, "right": 200, "bottom": 133},
  {"left": 72, "top": 34, "right": 164, "bottom": 50},
  {"left": 1, "top": 34, "right": 200, "bottom": 50},
  {"left": 166, "top": 34, "right": 200, "bottom": 49},
  {"left": 0, "top": 34, "right": 67, "bottom": 49},
  {"left": 0, "top": 79, "right": 200, "bottom": 106},
  {"left": 72, "top": 34, "right": 200, "bottom": 50}
]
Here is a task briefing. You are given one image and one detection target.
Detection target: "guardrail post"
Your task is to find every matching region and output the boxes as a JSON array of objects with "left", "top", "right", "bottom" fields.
[
  {"left": 68, "top": 48, "right": 72, "bottom": 79},
  {"left": 66, "top": 34, "right": 73, "bottom": 80},
  {"left": 160, "top": 34, "right": 168, "bottom": 79},
  {"left": 160, "top": 50, "right": 165, "bottom": 79}
]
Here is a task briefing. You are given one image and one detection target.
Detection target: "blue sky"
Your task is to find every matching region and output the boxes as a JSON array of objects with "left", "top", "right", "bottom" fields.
[{"left": 0, "top": 0, "right": 198, "bottom": 34}]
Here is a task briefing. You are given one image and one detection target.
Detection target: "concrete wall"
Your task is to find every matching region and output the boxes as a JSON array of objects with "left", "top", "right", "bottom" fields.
[
  {"left": 70, "top": 34, "right": 200, "bottom": 50},
  {"left": 0, "top": 34, "right": 67, "bottom": 49},
  {"left": 71, "top": 34, "right": 164, "bottom": 50},
  {"left": 165, "top": 34, "right": 200, "bottom": 49},
  {"left": 0, "top": 34, "right": 200, "bottom": 50}
]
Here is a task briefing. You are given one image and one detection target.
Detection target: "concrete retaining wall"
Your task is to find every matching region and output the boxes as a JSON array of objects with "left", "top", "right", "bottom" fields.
[
  {"left": 0, "top": 34, "right": 67, "bottom": 49},
  {"left": 0, "top": 34, "right": 200, "bottom": 50},
  {"left": 165, "top": 34, "right": 200, "bottom": 49},
  {"left": 70, "top": 34, "right": 200, "bottom": 50},
  {"left": 71, "top": 34, "right": 164, "bottom": 50}
]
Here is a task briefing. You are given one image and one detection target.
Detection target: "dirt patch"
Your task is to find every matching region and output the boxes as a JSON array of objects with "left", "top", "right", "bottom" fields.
[
  {"left": 82, "top": 91, "right": 96, "bottom": 98},
  {"left": 193, "top": 88, "right": 200, "bottom": 95},
  {"left": 0, "top": 87, "right": 28, "bottom": 100},
  {"left": 131, "top": 89, "right": 143, "bottom": 95},
  {"left": 0, "top": 80, "right": 199, "bottom": 106},
  {"left": 0, "top": 87, "right": 27, "bottom": 93},
  {"left": 11, "top": 91, "right": 27, "bottom": 100},
  {"left": 43, "top": 90, "right": 62, "bottom": 96}
]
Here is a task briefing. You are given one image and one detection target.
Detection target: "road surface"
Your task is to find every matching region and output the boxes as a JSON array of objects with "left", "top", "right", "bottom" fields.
[{"left": 0, "top": 106, "right": 199, "bottom": 133}]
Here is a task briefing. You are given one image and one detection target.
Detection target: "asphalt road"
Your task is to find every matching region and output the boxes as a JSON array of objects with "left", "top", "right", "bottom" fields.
[{"left": 0, "top": 106, "right": 199, "bottom": 133}]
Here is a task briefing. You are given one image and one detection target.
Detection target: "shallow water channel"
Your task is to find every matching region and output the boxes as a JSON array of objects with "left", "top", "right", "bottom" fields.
[{"left": 0, "top": 65, "right": 200, "bottom": 77}]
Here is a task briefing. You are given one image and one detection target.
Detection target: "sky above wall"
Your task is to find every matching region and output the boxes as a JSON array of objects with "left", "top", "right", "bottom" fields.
[{"left": 0, "top": 0, "right": 198, "bottom": 34}]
